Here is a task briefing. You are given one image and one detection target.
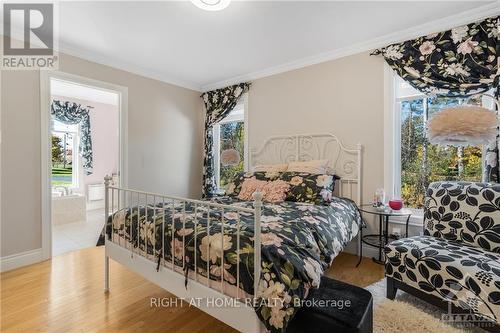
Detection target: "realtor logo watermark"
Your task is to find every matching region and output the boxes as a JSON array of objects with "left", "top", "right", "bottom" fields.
[
  {"left": 441, "top": 288, "right": 496, "bottom": 329},
  {"left": 2, "top": 3, "right": 58, "bottom": 69}
]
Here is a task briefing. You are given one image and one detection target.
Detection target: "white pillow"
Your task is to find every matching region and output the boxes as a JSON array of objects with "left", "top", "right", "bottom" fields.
[
  {"left": 287, "top": 159, "right": 330, "bottom": 174},
  {"left": 252, "top": 163, "right": 289, "bottom": 173}
]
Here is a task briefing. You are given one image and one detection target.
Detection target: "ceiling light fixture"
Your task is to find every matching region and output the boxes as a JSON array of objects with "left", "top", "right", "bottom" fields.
[
  {"left": 191, "top": 0, "right": 231, "bottom": 11},
  {"left": 427, "top": 93, "right": 499, "bottom": 147}
]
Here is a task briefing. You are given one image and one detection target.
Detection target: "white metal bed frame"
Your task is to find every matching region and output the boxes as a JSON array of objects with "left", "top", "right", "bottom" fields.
[{"left": 104, "top": 133, "right": 362, "bottom": 333}]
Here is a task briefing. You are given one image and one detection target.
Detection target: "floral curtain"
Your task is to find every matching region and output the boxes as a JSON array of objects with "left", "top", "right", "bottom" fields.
[
  {"left": 51, "top": 100, "right": 94, "bottom": 175},
  {"left": 201, "top": 82, "right": 250, "bottom": 198},
  {"left": 483, "top": 97, "right": 499, "bottom": 183},
  {"left": 373, "top": 15, "right": 499, "bottom": 182}
]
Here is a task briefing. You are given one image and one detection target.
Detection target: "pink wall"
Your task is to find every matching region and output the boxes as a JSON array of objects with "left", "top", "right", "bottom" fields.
[{"left": 52, "top": 95, "right": 119, "bottom": 192}]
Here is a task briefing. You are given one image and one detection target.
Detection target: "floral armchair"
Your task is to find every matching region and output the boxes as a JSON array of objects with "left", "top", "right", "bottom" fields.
[{"left": 384, "top": 182, "right": 500, "bottom": 332}]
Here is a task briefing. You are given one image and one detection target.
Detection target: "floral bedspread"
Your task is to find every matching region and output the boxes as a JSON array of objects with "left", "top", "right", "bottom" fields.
[{"left": 107, "top": 196, "right": 360, "bottom": 332}]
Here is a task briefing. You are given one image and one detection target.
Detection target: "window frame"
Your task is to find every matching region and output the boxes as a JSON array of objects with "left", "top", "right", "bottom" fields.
[
  {"left": 385, "top": 65, "right": 488, "bottom": 220},
  {"left": 212, "top": 93, "right": 248, "bottom": 193}
]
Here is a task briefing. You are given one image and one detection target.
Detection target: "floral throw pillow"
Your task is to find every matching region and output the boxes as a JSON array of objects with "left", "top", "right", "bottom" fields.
[
  {"left": 262, "top": 179, "right": 291, "bottom": 203},
  {"left": 225, "top": 171, "right": 280, "bottom": 197},
  {"left": 279, "top": 172, "right": 338, "bottom": 205},
  {"left": 237, "top": 178, "right": 268, "bottom": 201}
]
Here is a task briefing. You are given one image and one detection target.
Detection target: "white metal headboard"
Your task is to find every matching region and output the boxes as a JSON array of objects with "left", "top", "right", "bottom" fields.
[{"left": 250, "top": 133, "right": 363, "bottom": 204}]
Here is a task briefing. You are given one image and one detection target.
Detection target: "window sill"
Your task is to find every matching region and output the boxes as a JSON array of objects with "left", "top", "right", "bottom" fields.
[{"left": 214, "top": 189, "right": 226, "bottom": 196}]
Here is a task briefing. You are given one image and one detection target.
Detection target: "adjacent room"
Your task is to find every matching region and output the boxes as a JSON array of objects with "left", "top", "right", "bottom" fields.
[
  {"left": 50, "top": 78, "right": 120, "bottom": 255},
  {"left": 1, "top": 1, "right": 499, "bottom": 333}
]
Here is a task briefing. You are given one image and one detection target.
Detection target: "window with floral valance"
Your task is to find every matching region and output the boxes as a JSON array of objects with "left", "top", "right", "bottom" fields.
[
  {"left": 373, "top": 15, "right": 499, "bottom": 184},
  {"left": 51, "top": 100, "right": 94, "bottom": 175}
]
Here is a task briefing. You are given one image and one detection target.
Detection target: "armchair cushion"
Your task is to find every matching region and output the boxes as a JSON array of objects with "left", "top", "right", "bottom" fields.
[
  {"left": 423, "top": 182, "right": 500, "bottom": 253},
  {"left": 385, "top": 235, "right": 500, "bottom": 324}
]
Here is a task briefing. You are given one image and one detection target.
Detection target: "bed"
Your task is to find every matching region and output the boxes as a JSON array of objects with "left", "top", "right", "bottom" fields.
[{"left": 104, "top": 133, "right": 363, "bottom": 332}]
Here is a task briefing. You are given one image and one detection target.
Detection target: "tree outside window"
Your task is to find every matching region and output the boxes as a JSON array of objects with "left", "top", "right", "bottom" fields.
[
  {"left": 400, "top": 96, "right": 483, "bottom": 208},
  {"left": 219, "top": 121, "right": 244, "bottom": 189}
]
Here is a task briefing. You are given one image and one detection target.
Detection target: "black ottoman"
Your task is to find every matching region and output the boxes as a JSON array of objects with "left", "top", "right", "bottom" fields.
[{"left": 287, "top": 276, "right": 373, "bottom": 333}]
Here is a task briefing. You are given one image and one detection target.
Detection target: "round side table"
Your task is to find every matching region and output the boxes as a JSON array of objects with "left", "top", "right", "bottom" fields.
[{"left": 359, "top": 205, "right": 412, "bottom": 265}]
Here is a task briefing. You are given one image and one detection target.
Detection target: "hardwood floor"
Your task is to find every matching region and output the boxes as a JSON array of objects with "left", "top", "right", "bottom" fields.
[{"left": 1, "top": 247, "right": 384, "bottom": 332}]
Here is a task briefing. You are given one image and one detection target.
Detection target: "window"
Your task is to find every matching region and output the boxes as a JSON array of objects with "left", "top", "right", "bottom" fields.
[
  {"left": 213, "top": 97, "right": 247, "bottom": 193},
  {"left": 52, "top": 120, "right": 79, "bottom": 188},
  {"left": 394, "top": 76, "right": 483, "bottom": 210}
]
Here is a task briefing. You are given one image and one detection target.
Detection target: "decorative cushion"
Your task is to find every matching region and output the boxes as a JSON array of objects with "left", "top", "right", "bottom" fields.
[
  {"left": 279, "top": 172, "right": 337, "bottom": 205},
  {"left": 237, "top": 178, "right": 268, "bottom": 201},
  {"left": 287, "top": 159, "right": 330, "bottom": 174},
  {"left": 253, "top": 163, "right": 289, "bottom": 173},
  {"left": 226, "top": 171, "right": 280, "bottom": 197},
  {"left": 262, "top": 179, "right": 290, "bottom": 203},
  {"left": 385, "top": 236, "right": 500, "bottom": 323},
  {"left": 423, "top": 182, "right": 500, "bottom": 253}
]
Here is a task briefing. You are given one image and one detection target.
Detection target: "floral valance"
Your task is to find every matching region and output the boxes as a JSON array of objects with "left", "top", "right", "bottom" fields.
[
  {"left": 51, "top": 100, "right": 93, "bottom": 175},
  {"left": 373, "top": 15, "right": 498, "bottom": 97},
  {"left": 374, "top": 15, "right": 499, "bottom": 184},
  {"left": 201, "top": 82, "right": 250, "bottom": 198}
]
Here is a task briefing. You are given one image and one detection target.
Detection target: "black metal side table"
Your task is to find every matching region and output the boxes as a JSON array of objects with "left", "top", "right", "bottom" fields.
[{"left": 359, "top": 205, "right": 412, "bottom": 265}]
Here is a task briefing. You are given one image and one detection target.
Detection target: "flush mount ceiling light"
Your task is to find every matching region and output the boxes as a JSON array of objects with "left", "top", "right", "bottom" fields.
[{"left": 191, "top": 0, "right": 231, "bottom": 11}]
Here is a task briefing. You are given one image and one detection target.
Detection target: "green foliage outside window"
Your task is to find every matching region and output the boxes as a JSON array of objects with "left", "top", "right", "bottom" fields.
[
  {"left": 219, "top": 121, "right": 244, "bottom": 189},
  {"left": 401, "top": 97, "right": 482, "bottom": 208},
  {"left": 52, "top": 135, "right": 64, "bottom": 164},
  {"left": 51, "top": 133, "right": 73, "bottom": 185}
]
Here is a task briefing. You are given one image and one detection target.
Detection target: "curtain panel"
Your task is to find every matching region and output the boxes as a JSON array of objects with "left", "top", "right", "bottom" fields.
[
  {"left": 201, "top": 82, "right": 250, "bottom": 198},
  {"left": 51, "top": 100, "right": 94, "bottom": 175},
  {"left": 484, "top": 91, "right": 500, "bottom": 183},
  {"left": 374, "top": 15, "right": 499, "bottom": 182}
]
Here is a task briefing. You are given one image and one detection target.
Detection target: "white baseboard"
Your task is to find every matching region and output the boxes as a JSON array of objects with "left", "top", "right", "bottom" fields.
[{"left": 0, "top": 248, "right": 43, "bottom": 272}]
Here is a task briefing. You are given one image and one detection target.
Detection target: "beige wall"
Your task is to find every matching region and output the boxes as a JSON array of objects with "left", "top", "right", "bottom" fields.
[
  {"left": 1, "top": 54, "right": 204, "bottom": 257},
  {"left": 248, "top": 52, "right": 386, "bottom": 237},
  {"left": 1, "top": 49, "right": 385, "bottom": 259}
]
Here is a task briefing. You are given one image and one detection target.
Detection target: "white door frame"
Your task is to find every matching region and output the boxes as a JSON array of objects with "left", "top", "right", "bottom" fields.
[{"left": 40, "top": 71, "right": 128, "bottom": 260}]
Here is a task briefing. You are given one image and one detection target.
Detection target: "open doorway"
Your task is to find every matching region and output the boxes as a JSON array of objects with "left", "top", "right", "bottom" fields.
[{"left": 40, "top": 72, "right": 127, "bottom": 258}]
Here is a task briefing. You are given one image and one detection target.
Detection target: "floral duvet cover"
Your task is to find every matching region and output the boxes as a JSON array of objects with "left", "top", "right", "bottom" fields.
[{"left": 107, "top": 196, "right": 360, "bottom": 332}]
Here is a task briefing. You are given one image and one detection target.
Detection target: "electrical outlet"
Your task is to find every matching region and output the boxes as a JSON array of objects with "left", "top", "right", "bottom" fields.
[{"left": 392, "top": 227, "right": 401, "bottom": 238}]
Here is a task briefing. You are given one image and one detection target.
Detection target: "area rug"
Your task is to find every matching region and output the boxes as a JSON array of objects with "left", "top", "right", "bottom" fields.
[{"left": 366, "top": 279, "right": 485, "bottom": 333}]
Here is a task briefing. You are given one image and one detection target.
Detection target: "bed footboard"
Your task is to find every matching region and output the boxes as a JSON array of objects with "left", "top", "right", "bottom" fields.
[{"left": 103, "top": 176, "right": 264, "bottom": 332}]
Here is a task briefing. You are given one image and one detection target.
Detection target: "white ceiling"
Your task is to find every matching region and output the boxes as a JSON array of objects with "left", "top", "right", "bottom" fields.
[{"left": 44, "top": 1, "right": 500, "bottom": 90}]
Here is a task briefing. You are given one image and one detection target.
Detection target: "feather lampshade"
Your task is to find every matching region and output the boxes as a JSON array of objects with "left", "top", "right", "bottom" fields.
[
  {"left": 220, "top": 148, "right": 240, "bottom": 166},
  {"left": 427, "top": 105, "right": 498, "bottom": 146}
]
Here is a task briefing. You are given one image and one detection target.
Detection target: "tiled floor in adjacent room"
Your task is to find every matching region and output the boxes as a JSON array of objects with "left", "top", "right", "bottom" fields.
[{"left": 52, "top": 209, "right": 105, "bottom": 256}]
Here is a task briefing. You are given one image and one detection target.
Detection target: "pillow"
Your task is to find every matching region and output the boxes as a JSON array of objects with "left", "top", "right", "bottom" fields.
[
  {"left": 262, "top": 180, "right": 290, "bottom": 203},
  {"left": 279, "top": 172, "right": 338, "bottom": 205},
  {"left": 253, "top": 163, "right": 288, "bottom": 173},
  {"left": 287, "top": 159, "right": 330, "bottom": 174},
  {"left": 237, "top": 178, "right": 291, "bottom": 203},
  {"left": 237, "top": 178, "right": 268, "bottom": 201},
  {"left": 226, "top": 171, "right": 278, "bottom": 197}
]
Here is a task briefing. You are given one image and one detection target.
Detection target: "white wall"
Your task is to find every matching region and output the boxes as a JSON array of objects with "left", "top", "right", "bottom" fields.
[{"left": 1, "top": 53, "right": 204, "bottom": 259}]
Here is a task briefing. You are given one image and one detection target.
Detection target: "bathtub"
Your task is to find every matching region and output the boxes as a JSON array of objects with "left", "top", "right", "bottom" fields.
[{"left": 52, "top": 193, "right": 87, "bottom": 225}]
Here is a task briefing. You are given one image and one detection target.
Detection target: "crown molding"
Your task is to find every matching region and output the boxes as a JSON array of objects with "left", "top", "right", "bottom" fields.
[
  {"left": 200, "top": 2, "right": 500, "bottom": 91},
  {"left": 3, "top": 22, "right": 202, "bottom": 91},
  {"left": 58, "top": 43, "right": 202, "bottom": 92},
  {"left": 9, "top": 2, "right": 496, "bottom": 93}
]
